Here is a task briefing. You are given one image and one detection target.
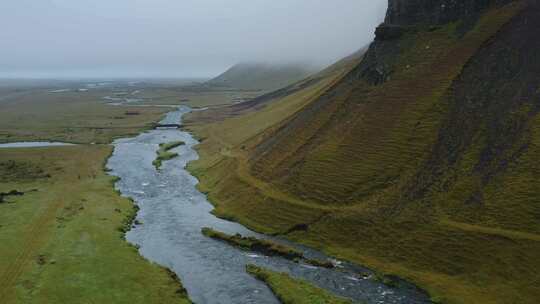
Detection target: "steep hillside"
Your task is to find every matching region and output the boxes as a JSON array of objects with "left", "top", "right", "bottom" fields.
[
  {"left": 186, "top": 1, "right": 540, "bottom": 303},
  {"left": 185, "top": 47, "right": 366, "bottom": 232},
  {"left": 206, "top": 62, "right": 318, "bottom": 92},
  {"left": 189, "top": 49, "right": 365, "bottom": 124}
]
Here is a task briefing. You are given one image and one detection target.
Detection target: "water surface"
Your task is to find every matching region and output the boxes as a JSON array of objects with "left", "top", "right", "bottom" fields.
[{"left": 0, "top": 142, "right": 75, "bottom": 148}]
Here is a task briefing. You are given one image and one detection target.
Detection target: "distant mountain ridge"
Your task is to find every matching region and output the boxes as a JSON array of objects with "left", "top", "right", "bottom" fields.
[{"left": 206, "top": 62, "right": 318, "bottom": 91}]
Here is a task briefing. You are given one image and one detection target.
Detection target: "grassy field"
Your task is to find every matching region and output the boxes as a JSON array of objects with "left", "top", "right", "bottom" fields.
[
  {"left": 0, "top": 79, "right": 201, "bottom": 302},
  {"left": 0, "top": 145, "right": 191, "bottom": 303},
  {"left": 0, "top": 89, "right": 169, "bottom": 144},
  {"left": 185, "top": 2, "right": 540, "bottom": 303},
  {"left": 0, "top": 81, "right": 263, "bottom": 144},
  {"left": 0, "top": 77, "right": 295, "bottom": 303},
  {"left": 134, "top": 86, "right": 262, "bottom": 108},
  {"left": 246, "top": 265, "right": 352, "bottom": 304}
]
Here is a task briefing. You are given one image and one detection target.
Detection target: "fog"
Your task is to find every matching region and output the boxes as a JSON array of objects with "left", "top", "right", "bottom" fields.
[{"left": 0, "top": 0, "right": 387, "bottom": 79}]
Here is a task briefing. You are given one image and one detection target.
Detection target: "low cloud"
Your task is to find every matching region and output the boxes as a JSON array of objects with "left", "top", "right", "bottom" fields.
[{"left": 0, "top": 0, "right": 387, "bottom": 78}]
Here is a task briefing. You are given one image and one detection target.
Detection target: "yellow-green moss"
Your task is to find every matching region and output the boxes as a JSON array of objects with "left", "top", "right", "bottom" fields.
[{"left": 246, "top": 265, "right": 353, "bottom": 304}]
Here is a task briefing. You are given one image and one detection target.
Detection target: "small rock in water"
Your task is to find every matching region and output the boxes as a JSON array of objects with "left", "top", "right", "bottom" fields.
[{"left": 330, "top": 258, "right": 343, "bottom": 268}]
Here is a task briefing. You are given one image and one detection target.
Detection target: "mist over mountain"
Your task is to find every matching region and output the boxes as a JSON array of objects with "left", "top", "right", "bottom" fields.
[
  {"left": 206, "top": 62, "right": 318, "bottom": 91},
  {"left": 0, "top": 0, "right": 387, "bottom": 79}
]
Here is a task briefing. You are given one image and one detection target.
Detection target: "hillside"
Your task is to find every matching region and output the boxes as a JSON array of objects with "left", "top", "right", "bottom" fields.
[
  {"left": 186, "top": 1, "right": 540, "bottom": 303},
  {"left": 205, "top": 62, "right": 318, "bottom": 92}
]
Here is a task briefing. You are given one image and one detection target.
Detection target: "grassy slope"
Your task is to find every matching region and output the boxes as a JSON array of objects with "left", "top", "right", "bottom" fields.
[
  {"left": 185, "top": 49, "right": 364, "bottom": 233},
  {"left": 0, "top": 146, "right": 191, "bottom": 303},
  {"left": 186, "top": 2, "right": 540, "bottom": 303},
  {"left": 246, "top": 265, "right": 352, "bottom": 304},
  {"left": 206, "top": 62, "right": 317, "bottom": 92}
]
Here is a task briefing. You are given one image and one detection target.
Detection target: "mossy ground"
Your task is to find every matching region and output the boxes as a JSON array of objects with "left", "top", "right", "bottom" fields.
[
  {"left": 246, "top": 265, "right": 353, "bottom": 304},
  {"left": 152, "top": 141, "right": 184, "bottom": 169},
  {"left": 0, "top": 83, "right": 198, "bottom": 302},
  {"left": 202, "top": 227, "right": 333, "bottom": 267},
  {"left": 202, "top": 227, "right": 303, "bottom": 259},
  {"left": 0, "top": 89, "right": 169, "bottom": 144},
  {"left": 160, "top": 141, "right": 185, "bottom": 151},
  {"left": 0, "top": 145, "right": 191, "bottom": 304},
  {"left": 130, "top": 86, "right": 262, "bottom": 108}
]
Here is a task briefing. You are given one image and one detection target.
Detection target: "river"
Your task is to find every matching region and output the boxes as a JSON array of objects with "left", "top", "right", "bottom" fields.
[
  {"left": 106, "top": 107, "right": 431, "bottom": 304},
  {"left": 0, "top": 142, "right": 74, "bottom": 148}
]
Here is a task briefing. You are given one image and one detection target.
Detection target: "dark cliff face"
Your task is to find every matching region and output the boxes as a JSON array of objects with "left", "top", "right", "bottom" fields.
[
  {"left": 407, "top": 1, "right": 540, "bottom": 208},
  {"left": 385, "top": 0, "right": 513, "bottom": 26},
  {"left": 354, "top": 0, "right": 516, "bottom": 85}
]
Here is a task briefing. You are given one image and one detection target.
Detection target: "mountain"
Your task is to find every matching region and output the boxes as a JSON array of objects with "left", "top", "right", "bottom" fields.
[
  {"left": 185, "top": 1, "right": 540, "bottom": 303},
  {"left": 205, "top": 62, "right": 318, "bottom": 91}
]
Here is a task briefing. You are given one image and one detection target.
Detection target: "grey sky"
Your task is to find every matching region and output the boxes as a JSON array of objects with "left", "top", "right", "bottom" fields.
[{"left": 0, "top": 0, "right": 387, "bottom": 79}]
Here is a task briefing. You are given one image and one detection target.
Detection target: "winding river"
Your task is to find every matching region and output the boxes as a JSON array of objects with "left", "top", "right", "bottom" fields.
[{"left": 106, "top": 107, "right": 431, "bottom": 304}]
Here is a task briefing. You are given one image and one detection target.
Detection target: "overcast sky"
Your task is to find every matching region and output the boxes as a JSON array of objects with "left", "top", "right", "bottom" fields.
[{"left": 0, "top": 0, "right": 387, "bottom": 79}]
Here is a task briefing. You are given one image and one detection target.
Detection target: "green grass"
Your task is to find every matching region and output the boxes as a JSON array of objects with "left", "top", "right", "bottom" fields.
[
  {"left": 0, "top": 145, "right": 192, "bottom": 304},
  {"left": 201, "top": 227, "right": 303, "bottom": 260},
  {"left": 246, "top": 265, "right": 353, "bottom": 304},
  {"left": 152, "top": 141, "right": 184, "bottom": 169},
  {"left": 133, "top": 86, "right": 263, "bottom": 108},
  {"left": 207, "top": 62, "right": 316, "bottom": 91},
  {"left": 184, "top": 45, "right": 362, "bottom": 235},
  {"left": 0, "top": 81, "right": 259, "bottom": 303},
  {"left": 0, "top": 89, "right": 169, "bottom": 144},
  {"left": 0, "top": 82, "right": 262, "bottom": 144},
  {"left": 0, "top": 84, "right": 196, "bottom": 302},
  {"left": 160, "top": 140, "right": 185, "bottom": 151},
  {"left": 202, "top": 228, "right": 333, "bottom": 268}
]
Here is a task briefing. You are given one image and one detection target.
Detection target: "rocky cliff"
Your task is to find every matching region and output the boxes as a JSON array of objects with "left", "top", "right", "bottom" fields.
[
  {"left": 358, "top": 0, "right": 516, "bottom": 84},
  {"left": 385, "top": 0, "right": 513, "bottom": 25}
]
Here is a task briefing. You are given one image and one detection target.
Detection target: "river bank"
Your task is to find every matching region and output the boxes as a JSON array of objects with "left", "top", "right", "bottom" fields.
[{"left": 0, "top": 144, "right": 190, "bottom": 304}]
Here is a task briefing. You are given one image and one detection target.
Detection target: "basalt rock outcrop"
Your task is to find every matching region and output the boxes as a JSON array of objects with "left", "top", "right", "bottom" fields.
[
  {"left": 385, "top": 0, "right": 513, "bottom": 25},
  {"left": 355, "top": 0, "right": 516, "bottom": 85}
]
